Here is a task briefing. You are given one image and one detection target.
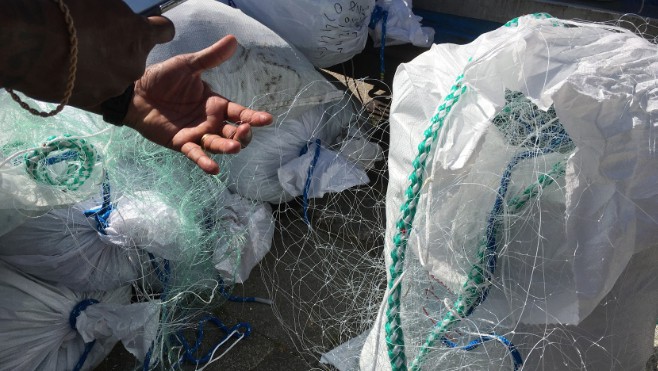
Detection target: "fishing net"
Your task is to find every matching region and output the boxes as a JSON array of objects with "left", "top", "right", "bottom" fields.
[
  {"left": 260, "top": 13, "right": 658, "bottom": 371},
  {"left": 1, "top": 2, "right": 657, "bottom": 371},
  {"left": 0, "top": 0, "right": 382, "bottom": 369}
]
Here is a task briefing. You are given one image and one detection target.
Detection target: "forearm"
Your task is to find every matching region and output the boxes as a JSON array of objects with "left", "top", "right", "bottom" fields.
[
  {"left": 0, "top": 0, "right": 175, "bottom": 111},
  {"left": 0, "top": 0, "right": 68, "bottom": 99}
]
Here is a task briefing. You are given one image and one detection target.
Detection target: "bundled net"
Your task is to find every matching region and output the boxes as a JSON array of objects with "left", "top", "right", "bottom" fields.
[{"left": 1, "top": 2, "right": 658, "bottom": 371}]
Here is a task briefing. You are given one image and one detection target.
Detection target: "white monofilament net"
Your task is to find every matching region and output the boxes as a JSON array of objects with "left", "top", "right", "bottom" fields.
[{"left": 1, "top": 4, "right": 658, "bottom": 371}]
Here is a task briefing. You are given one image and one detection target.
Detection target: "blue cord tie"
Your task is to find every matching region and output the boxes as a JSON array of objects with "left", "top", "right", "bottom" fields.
[
  {"left": 84, "top": 176, "right": 113, "bottom": 235},
  {"left": 369, "top": 5, "right": 388, "bottom": 80},
  {"left": 300, "top": 138, "right": 322, "bottom": 226},
  {"left": 45, "top": 150, "right": 78, "bottom": 165},
  {"left": 69, "top": 299, "right": 100, "bottom": 371},
  {"left": 177, "top": 316, "right": 251, "bottom": 365},
  {"left": 442, "top": 334, "right": 523, "bottom": 370},
  {"left": 143, "top": 254, "right": 171, "bottom": 371},
  {"left": 218, "top": 277, "right": 273, "bottom": 305}
]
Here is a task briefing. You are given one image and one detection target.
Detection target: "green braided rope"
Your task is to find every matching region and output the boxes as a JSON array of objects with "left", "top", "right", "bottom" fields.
[
  {"left": 385, "top": 73, "right": 467, "bottom": 371},
  {"left": 408, "top": 160, "right": 567, "bottom": 370},
  {"left": 24, "top": 134, "right": 98, "bottom": 191},
  {"left": 507, "top": 161, "right": 566, "bottom": 213},
  {"left": 504, "top": 13, "right": 555, "bottom": 28}
]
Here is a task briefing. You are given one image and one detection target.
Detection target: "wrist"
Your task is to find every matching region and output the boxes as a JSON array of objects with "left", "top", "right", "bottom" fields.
[{"left": 100, "top": 83, "right": 135, "bottom": 127}]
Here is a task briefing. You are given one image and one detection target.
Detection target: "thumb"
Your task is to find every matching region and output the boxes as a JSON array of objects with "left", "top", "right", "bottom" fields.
[{"left": 188, "top": 35, "right": 239, "bottom": 73}]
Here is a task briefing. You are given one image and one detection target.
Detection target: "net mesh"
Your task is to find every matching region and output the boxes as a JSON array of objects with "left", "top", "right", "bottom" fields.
[{"left": 0, "top": 9, "right": 657, "bottom": 371}]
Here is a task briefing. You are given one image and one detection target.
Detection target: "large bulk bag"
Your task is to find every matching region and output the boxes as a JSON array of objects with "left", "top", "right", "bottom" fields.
[
  {"left": 360, "top": 14, "right": 658, "bottom": 371},
  {"left": 220, "top": 0, "right": 375, "bottom": 68},
  {"left": 148, "top": 0, "right": 381, "bottom": 203},
  {"left": 0, "top": 190, "right": 184, "bottom": 291}
]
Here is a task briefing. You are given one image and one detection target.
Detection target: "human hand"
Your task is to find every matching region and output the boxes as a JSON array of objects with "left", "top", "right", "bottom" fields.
[
  {"left": 124, "top": 35, "right": 273, "bottom": 175},
  {"left": 0, "top": 0, "right": 174, "bottom": 108}
]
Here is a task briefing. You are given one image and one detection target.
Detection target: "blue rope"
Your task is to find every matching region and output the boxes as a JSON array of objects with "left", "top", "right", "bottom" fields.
[
  {"left": 176, "top": 315, "right": 251, "bottom": 365},
  {"left": 300, "top": 139, "right": 322, "bottom": 226},
  {"left": 227, "top": 0, "right": 237, "bottom": 7},
  {"left": 218, "top": 277, "right": 273, "bottom": 305},
  {"left": 442, "top": 334, "right": 523, "bottom": 370},
  {"left": 369, "top": 5, "right": 389, "bottom": 80},
  {"left": 45, "top": 150, "right": 78, "bottom": 165},
  {"left": 143, "top": 254, "right": 171, "bottom": 371},
  {"left": 69, "top": 299, "right": 100, "bottom": 371},
  {"left": 83, "top": 175, "right": 113, "bottom": 235}
]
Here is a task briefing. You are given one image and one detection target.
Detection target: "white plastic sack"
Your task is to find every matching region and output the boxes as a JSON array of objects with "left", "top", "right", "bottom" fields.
[
  {"left": 149, "top": 0, "right": 380, "bottom": 203},
  {"left": 369, "top": 0, "right": 434, "bottom": 47},
  {"left": 362, "top": 15, "right": 658, "bottom": 370},
  {"left": 0, "top": 191, "right": 184, "bottom": 291},
  {"left": 212, "top": 189, "right": 274, "bottom": 283},
  {"left": 0, "top": 260, "right": 159, "bottom": 371},
  {"left": 278, "top": 139, "right": 370, "bottom": 199},
  {"left": 220, "top": 0, "right": 375, "bottom": 67},
  {"left": 100, "top": 191, "right": 185, "bottom": 261},
  {"left": 0, "top": 202, "right": 140, "bottom": 292}
]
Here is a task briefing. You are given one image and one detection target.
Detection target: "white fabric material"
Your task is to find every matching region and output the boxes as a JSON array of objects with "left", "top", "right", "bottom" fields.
[
  {"left": 213, "top": 190, "right": 274, "bottom": 283},
  {"left": 369, "top": 0, "right": 434, "bottom": 47},
  {"left": 361, "top": 15, "right": 658, "bottom": 370},
  {"left": 100, "top": 191, "right": 185, "bottom": 261},
  {"left": 219, "top": 0, "right": 375, "bottom": 67},
  {"left": 149, "top": 0, "right": 378, "bottom": 203},
  {"left": 278, "top": 140, "right": 370, "bottom": 199},
  {"left": 0, "top": 202, "right": 140, "bottom": 292},
  {"left": 0, "top": 260, "right": 159, "bottom": 371},
  {"left": 321, "top": 330, "right": 369, "bottom": 371}
]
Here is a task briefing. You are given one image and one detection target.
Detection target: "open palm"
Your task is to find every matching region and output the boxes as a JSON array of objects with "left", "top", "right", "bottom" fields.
[{"left": 125, "top": 35, "right": 272, "bottom": 175}]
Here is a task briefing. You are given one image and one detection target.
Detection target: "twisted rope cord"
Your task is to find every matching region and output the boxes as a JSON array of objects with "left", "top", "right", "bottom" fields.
[
  {"left": 409, "top": 148, "right": 555, "bottom": 371},
  {"left": 69, "top": 298, "right": 100, "bottom": 371},
  {"left": 385, "top": 73, "right": 467, "bottom": 371},
  {"left": 24, "top": 134, "right": 98, "bottom": 191},
  {"left": 409, "top": 119, "right": 571, "bottom": 369},
  {"left": 6, "top": 0, "right": 78, "bottom": 117}
]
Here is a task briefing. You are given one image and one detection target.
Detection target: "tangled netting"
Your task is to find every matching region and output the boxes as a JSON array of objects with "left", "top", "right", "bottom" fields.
[
  {"left": 1, "top": 6, "right": 658, "bottom": 371},
  {"left": 260, "top": 14, "right": 658, "bottom": 371}
]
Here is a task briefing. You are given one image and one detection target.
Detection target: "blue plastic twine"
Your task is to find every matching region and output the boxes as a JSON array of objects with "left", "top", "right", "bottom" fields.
[
  {"left": 69, "top": 299, "right": 100, "bottom": 371},
  {"left": 369, "top": 5, "right": 389, "bottom": 80},
  {"left": 300, "top": 139, "right": 322, "bottom": 226},
  {"left": 176, "top": 315, "right": 251, "bottom": 365},
  {"left": 442, "top": 334, "right": 523, "bottom": 370},
  {"left": 84, "top": 174, "right": 113, "bottom": 234}
]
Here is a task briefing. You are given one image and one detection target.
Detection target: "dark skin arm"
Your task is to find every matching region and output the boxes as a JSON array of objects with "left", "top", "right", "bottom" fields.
[
  {"left": 0, "top": 0, "right": 175, "bottom": 109},
  {"left": 0, "top": 1, "right": 272, "bottom": 174}
]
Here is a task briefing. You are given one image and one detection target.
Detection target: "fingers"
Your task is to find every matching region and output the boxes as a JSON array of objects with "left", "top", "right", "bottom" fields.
[
  {"left": 147, "top": 16, "right": 175, "bottom": 44},
  {"left": 226, "top": 103, "right": 273, "bottom": 127},
  {"left": 200, "top": 133, "right": 242, "bottom": 154},
  {"left": 181, "top": 142, "right": 220, "bottom": 175},
  {"left": 189, "top": 35, "right": 239, "bottom": 73}
]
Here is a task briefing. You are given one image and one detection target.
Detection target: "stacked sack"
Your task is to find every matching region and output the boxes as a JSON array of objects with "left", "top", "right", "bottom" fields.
[
  {"left": 0, "top": 0, "right": 384, "bottom": 368},
  {"left": 0, "top": 98, "right": 163, "bottom": 370}
]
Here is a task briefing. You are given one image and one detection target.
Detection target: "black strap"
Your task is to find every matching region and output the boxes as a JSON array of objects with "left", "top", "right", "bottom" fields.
[{"left": 100, "top": 82, "right": 135, "bottom": 126}]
